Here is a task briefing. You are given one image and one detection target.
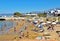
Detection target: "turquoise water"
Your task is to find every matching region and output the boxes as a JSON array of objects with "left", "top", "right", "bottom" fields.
[{"left": 0, "top": 21, "right": 16, "bottom": 34}]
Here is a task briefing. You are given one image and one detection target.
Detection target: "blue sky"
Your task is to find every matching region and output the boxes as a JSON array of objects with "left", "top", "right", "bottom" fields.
[{"left": 0, "top": 0, "right": 60, "bottom": 14}]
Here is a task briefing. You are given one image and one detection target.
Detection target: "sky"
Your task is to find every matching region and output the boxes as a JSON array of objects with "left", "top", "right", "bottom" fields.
[{"left": 0, "top": 0, "right": 60, "bottom": 14}]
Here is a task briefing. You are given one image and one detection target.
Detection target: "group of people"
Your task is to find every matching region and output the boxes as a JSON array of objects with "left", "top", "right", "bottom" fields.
[
  {"left": 32, "top": 18, "right": 56, "bottom": 32},
  {"left": 13, "top": 18, "right": 56, "bottom": 39}
]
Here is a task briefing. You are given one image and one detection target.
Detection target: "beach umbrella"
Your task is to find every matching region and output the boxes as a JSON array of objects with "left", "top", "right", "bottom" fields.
[
  {"left": 33, "top": 20, "right": 38, "bottom": 24},
  {"left": 38, "top": 24, "right": 43, "bottom": 28},
  {"left": 42, "top": 23, "right": 46, "bottom": 25},
  {"left": 52, "top": 22, "right": 56, "bottom": 24},
  {"left": 47, "top": 21, "right": 51, "bottom": 23}
]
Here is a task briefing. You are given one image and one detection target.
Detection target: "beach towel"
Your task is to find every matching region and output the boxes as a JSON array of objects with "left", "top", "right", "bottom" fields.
[{"left": 36, "top": 36, "right": 42, "bottom": 39}]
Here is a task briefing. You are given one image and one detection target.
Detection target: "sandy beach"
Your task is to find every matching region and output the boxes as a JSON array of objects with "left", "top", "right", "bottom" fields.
[{"left": 0, "top": 18, "right": 60, "bottom": 41}]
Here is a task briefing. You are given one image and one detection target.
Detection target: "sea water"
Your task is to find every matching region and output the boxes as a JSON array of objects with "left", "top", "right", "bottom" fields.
[{"left": 0, "top": 20, "right": 16, "bottom": 34}]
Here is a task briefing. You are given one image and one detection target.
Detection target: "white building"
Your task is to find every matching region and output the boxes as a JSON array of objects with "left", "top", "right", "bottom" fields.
[
  {"left": 47, "top": 8, "right": 60, "bottom": 17},
  {"left": 25, "top": 13, "right": 37, "bottom": 17}
]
